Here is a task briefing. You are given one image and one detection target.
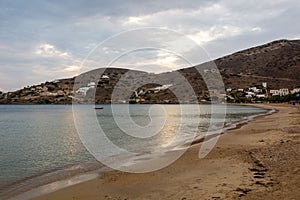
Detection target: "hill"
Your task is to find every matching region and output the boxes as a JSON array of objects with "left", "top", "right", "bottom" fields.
[{"left": 0, "top": 39, "right": 299, "bottom": 104}]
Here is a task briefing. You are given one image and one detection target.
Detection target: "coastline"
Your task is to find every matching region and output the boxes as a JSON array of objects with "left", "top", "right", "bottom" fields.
[
  {"left": 9, "top": 103, "right": 300, "bottom": 199},
  {"left": 0, "top": 104, "right": 266, "bottom": 199}
]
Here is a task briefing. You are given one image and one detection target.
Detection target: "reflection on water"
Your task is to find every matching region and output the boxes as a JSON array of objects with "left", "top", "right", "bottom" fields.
[
  {"left": 95, "top": 105, "right": 187, "bottom": 153},
  {"left": 0, "top": 104, "right": 269, "bottom": 193}
]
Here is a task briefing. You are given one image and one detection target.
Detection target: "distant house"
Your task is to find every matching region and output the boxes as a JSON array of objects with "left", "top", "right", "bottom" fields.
[
  {"left": 36, "top": 86, "right": 43, "bottom": 91},
  {"left": 237, "top": 89, "right": 244, "bottom": 92},
  {"left": 262, "top": 82, "right": 267, "bottom": 88},
  {"left": 246, "top": 91, "right": 255, "bottom": 96},
  {"left": 291, "top": 88, "right": 300, "bottom": 94},
  {"left": 75, "top": 82, "right": 96, "bottom": 95},
  {"left": 138, "top": 89, "right": 145, "bottom": 95},
  {"left": 87, "top": 82, "right": 96, "bottom": 88},
  {"left": 270, "top": 88, "right": 289, "bottom": 96},
  {"left": 279, "top": 88, "right": 289, "bottom": 96},
  {"left": 249, "top": 87, "right": 262, "bottom": 93},
  {"left": 256, "top": 94, "right": 266, "bottom": 98},
  {"left": 154, "top": 84, "right": 173, "bottom": 91},
  {"left": 76, "top": 87, "right": 90, "bottom": 95},
  {"left": 249, "top": 87, "right": 257, "bottom": 92},
  {"left": 270, "top": 90, "right": 280, "bottom": 96},
  {"left": 101, "top": 75, "right": 110, "bottom": 79},
  {"left": 226, "top": 88, "right": 232, "bottom": 92}
]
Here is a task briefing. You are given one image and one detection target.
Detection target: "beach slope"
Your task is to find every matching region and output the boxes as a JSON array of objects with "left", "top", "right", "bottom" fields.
[{"left": 32, "top": 104, "right": 300, "bottom": 200}]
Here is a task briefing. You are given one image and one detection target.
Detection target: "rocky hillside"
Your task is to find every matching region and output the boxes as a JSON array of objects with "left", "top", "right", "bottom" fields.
[
  {"left": 0, "top": 39, "right": 299, "bottom": 104},
  {"left": 217, "top": 39, "right": 300, "bottom": 89}
]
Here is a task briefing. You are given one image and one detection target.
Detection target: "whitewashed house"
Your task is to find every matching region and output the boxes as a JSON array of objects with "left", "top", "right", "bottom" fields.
[
  {"left": 262, "top": 82, "right": 267, "bottom": 88},
  {"left": 76, "top": 87, "right": 90, "bottom": 95},
  {"left": 87, "top": 82, "right": 96, "bottom": 88},
  {"left": 101, "top": 75, "right": 110, "bottom": 79},
  {"left": 256, "top": 94, "right": 266, "bottom": 98},
  {"left": 249, "top": 87, "right": 262, "bottom": 93},
  {"left": 154, "top": 84, "right": 173, "bottom": 91},
  {"left": 291, "top": 88, "right": 300, "bottom": 94},
  {"left": 247, "top": 91, "right": 255, "bottom": 96},
  {"left": 279, "top": 88, "right": 289, "bottom": 96},
  {"left": 270, "top": 90, "right": 280, "bottom": 96}
]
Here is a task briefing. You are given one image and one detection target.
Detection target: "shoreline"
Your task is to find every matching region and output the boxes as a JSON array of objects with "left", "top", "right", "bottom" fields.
[
  {"left": 6, "top": 103, "right": 300, "bottom": 199},
  {"left": 2, "top": 104, "right": 268, "bottom": 199},
  {"left": 0, "top": 161, "right": 105, "bottom": 200}
]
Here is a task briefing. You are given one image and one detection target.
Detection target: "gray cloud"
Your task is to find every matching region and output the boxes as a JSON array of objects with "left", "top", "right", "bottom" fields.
[{"left": 0, "top": 0, "right": 299, "bottom": 91}]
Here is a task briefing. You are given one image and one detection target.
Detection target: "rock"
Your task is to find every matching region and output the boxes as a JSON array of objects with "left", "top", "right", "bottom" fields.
[
  {"left": 236, "top": 187, "right": 252, "bottom": 193},
  {"left": 255, "top": 181, "right": 267, "bottom": 187},
  {"left": 249, "top": 167, "right": 268, "bottom": 172},
  {"left": 254, "top": 175, "right": 265, "bottom": 179},
  {"left": 254, "top": 160, "right": 265, "bottom": 168}
]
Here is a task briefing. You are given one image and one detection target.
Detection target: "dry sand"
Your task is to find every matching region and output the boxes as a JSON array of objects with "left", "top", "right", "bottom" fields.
[{"left": 31, "top": 104, "right": 300, "bottom": 200}]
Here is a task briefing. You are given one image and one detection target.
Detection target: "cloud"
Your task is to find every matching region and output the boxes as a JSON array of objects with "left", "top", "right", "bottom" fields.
[
  {"left": 0, "top": 0, "right": 300, "bottom": 91},
  {"left": 35, "top": 43, "right": 69, "bottom": 57},
  {"left": 63, "top": 65, "right": 81, "bottom": 72},
  {"left": 104, "top": 49, "right": 188, "bottom": 73},
  {"left": 251, "top": 27, "right": 262, "bottom": 33},
  {"left": 188, "top": 25, "right": 243, "bottom": 45},
  {"left": 122, "top": 17, "right": 145, "bottom": 26}
]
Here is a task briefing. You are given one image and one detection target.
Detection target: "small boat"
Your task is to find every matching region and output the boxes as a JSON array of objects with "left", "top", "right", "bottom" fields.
[{"left": 94, "top": 107, "right": 104, "bottom": 110}]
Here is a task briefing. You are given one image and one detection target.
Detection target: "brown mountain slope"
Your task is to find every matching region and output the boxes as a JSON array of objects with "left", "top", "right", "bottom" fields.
[{"left": 215, "top": 39, "right": 300, "bottom": 88}]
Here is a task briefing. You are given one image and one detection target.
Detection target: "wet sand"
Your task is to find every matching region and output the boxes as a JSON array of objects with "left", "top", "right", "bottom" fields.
[{"left": 30, "top": 104, "right": 300, "bottom": 200}]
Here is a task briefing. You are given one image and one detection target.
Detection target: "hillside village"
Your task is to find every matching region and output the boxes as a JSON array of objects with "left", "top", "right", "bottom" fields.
[
  {"left": 2, "top": 73, "right": 299, "bottom": 104},
  {"left": 0, "top": 39, "right": 300, "bottom": 104},
  {"left": 224, "top": 82, "right": 300, "bottom": 103}
]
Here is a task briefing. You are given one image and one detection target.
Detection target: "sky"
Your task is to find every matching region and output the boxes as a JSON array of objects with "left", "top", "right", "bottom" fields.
[{"left": 0, "top": 0, "right": 300, "bottom": 92}]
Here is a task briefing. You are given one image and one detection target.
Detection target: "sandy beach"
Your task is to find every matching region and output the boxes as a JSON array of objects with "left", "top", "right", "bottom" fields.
[{"left": 29, "top": 104, "right": 300, "bottom": 200}]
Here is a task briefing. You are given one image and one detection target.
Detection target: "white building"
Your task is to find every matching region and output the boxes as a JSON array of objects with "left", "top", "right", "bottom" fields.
[
  {"left": 101, "top": 75, "right": 110, "bottom": 79},
  {"left": 249, "top": 87, "right": 262, "bottom": 93},
  {"left": 249, "top": 87, "right": 257, "bottom": 92},
  {"left": 87, "top": 82, "right": 96, "bottom": 88},
  {"left": 262, "top": 82, "right": 267, "bottom": 88},
  {"left": 154, "top": 84, "right": 173, "bottom": 91},
  {"left": 246, "top": 91, "right": 255, "bottom": 96},
  {"left": 291, "top": 88, "right": 300, "bottom": 94},
  {"left": 270, "top": 88, "right": 289, "bottom": 96},
  {"left": 270, "top": 90, "right": 280, "bottom": 96},
  {"left": 256, "top": 94, "right": 266, "bottom": 98},
  {"left": 279, "top": 88, "right": 289, "bottom": 96},
  {"left": 76, "top": 87, "right": 90, "bottom": 95},
  {"left": 76, "top": 82, "right": 96, "bottom": 95}
]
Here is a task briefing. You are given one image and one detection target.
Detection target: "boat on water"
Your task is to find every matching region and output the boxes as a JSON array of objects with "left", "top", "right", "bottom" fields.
[{"left": 94, "top": 107, "right": 104, "bottom": 110}]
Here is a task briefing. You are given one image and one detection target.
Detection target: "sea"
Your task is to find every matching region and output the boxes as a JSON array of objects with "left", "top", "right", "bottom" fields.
[{"left": 0, "top": 104, "right": 273, "bottom": 199}]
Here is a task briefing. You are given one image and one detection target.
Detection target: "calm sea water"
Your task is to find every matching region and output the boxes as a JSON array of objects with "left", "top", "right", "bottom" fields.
[{"left": 0, "top": 104, "right": 270, "bottom": 197}]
